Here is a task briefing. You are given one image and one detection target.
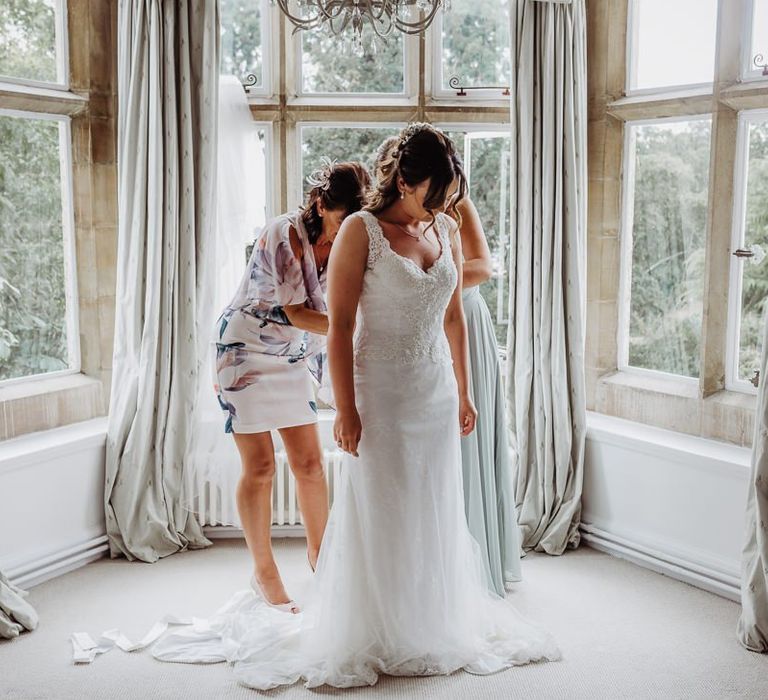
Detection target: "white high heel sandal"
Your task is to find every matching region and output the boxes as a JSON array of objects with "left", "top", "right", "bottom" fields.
[{"left": 250, "top": 576, "right": 301, "bottom": 614}]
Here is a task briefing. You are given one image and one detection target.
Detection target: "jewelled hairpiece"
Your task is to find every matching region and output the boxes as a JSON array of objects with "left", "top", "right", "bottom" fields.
[
  {"left": 397, "top": 122, "right": 432, "bottom": 154},
  {"left": 306, "top": 157, "right": 337, "bottom": 191}
]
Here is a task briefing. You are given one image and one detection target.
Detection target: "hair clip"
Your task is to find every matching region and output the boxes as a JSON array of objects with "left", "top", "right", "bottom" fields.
[{"left": 306, "top": 157, "right": 337, "bottom": 191}]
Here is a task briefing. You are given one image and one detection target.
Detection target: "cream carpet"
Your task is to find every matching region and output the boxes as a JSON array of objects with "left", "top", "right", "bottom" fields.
[{"left": 1, "top": 539, "right": 767, "bottom": 699}]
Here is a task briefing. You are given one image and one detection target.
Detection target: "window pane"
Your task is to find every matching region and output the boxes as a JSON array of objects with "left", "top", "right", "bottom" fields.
[
  {"left": 0, "top": 0, "right": 58, "bottom": 83},
  {"left": 630, "top": 0, "right": 716, "bottom": 90},
  {"left": 626, "top": 119, "right": 711, "bottom": 378},
  {"left": 300, "top": 126, "right": 398, "bottom": 197},
  {"left": 751, "top": 0, "right": 768, "bottom": 76},
  {"left": 302, "top": 28, "right": 404, "bottom": 94},
  {"left": 446, "top": 130, "right": 511, "bottom": 347},
  {"left": 442, "top": 0, "right": 511, "bottom": 90},
  {"left": 220, "top": 0, "right": 262, "bottom": 86},
  {"left": 0, "top": 113, "right": 72, "bottom": 381},
  {"left": 737, "top": 119, "right": 768, "bottom": 383}
]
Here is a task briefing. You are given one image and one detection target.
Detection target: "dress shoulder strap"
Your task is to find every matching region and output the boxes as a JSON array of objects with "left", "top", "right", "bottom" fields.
[
  {"left": 356, "top": 211, "right": 386, "bottom": 269},
  {"left": 435, "top": 212, "right": 456, "bottom": 248}
]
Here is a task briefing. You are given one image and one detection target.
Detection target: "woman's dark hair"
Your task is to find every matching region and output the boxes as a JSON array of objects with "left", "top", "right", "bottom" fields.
[
  {"left": 301, "top": 161, "right": 371, "bottom": 244},
  {"left": 368, "top": 124, "right": 467, "bottom": 227}
]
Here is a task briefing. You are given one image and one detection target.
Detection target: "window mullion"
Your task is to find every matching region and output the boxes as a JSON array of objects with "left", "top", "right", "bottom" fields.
[{"left": 699, "top": 0, "right": 744, "bottom": 397}]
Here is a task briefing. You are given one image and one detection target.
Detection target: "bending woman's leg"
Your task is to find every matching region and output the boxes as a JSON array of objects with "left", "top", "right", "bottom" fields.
[
  {"left": 279, "top": 423, "right": 329, "bottom": 570},
  {"left": 233, "top": 431, "right": 293, "bottom": 605}
]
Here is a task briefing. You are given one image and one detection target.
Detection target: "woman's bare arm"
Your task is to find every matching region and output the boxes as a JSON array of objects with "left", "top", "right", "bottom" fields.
[
  {"left": 283, "top": 306, "right": 328, "bottom": 335},
  {"left": 282, "top": 225, "right": 329, "bottom": 334},
  {"left": 444, "top": 222, "right": 471, "bottom": 399},
  {"left": 455, "top": 198, "right": 493, "bottom": 289},
  {"left": 327, "top": 216, "right": 368, "bottom": 454}
]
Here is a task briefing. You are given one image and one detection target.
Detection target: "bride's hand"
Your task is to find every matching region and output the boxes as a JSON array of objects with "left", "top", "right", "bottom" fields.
[
  {"left": 459, "top": 395, "right": 477, "bottom": 437},
  {"left": 334, "top": 409, "right": 362, "bottom": 457}
]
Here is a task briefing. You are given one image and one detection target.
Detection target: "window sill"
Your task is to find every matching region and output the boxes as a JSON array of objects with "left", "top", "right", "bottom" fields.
[
  {"left": 0, "top": 81, "right": 88, "bottom": 116},
  {"left": 599, "top": 370, "right": 699, "bottom": 398},
  {"left": 0, "top": 373, "right": 105, "bottom": 441},
  {"left": 718, "top": 81, "right": 768, "bottom": 110},
  {"left": 606, "top": 88, "right": 714, "bottom": 121},
  {"left": 593, "top": 371, "right": 756, "bottom": 447},
  {"left": 425, "top": 95, "right": 512, "bottom": 111},
  {"left": 286, "top": 95, "right": 418, "bottom": 109}
]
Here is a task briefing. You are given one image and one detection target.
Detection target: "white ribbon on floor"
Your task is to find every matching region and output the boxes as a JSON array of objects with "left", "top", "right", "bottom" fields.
[{"left": 71, "top": 615, "right": 201, "bottom": 663}]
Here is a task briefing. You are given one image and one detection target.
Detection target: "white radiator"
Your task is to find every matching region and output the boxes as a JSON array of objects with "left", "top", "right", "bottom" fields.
[{"left": 198, "top": 449, "right": 345, "bottom": 531}]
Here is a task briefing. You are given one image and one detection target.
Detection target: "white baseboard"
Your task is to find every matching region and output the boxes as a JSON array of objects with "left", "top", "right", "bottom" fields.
[
  {"left": 5, "top": 534, "right": 109, "bottom": 590},
  {"left": 6, "top": 521, "right": 742, "bottom": 603},
  {"left": 580, "top": 523, "right": 741, "bottom": 602}
]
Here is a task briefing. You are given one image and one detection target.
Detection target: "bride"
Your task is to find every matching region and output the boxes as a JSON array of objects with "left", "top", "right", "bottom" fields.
[{"left": 150, "top": 124, "right": 559, "bottom": 689}]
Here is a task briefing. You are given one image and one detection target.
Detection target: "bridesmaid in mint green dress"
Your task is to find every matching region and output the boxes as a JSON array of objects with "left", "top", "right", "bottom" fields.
[{"left": 454, "top": 197, "right": 522, "bottom": 596}]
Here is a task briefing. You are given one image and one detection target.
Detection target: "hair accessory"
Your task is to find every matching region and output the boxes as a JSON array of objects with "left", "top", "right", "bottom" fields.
[
  {"left": 306, "top": 157, "right": 337, "bottom": 192},
  {"left": 397, "top": 122, "right": 430, "bottom": 154}
]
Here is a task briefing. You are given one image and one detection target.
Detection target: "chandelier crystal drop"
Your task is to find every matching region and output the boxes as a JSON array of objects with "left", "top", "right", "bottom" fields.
[{"left": 273, "top": 0, "right": 447, "bottom": 42}]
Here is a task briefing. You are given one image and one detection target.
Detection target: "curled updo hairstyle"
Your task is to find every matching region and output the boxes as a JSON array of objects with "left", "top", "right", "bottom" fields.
[
  {"left": 368, "top": 123, "right": 467, "bottom": 227},
  {"left": 301, "top": 160, "right": 371, "bottom": 244}
]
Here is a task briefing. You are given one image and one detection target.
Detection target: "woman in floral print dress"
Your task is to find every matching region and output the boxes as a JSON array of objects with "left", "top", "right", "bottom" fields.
[{"left": 215, "top": 161, "right": 370, "bottom": 613}]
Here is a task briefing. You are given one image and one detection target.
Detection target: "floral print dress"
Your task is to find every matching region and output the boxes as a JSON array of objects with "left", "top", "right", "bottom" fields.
[{"left": 214, "top": 212, "right": 326, "bottom": 433}]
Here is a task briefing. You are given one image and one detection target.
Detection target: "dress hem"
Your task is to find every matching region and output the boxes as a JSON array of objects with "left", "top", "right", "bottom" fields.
[{"left": 231, "top": 416, "right": 318, "bottom": 434}]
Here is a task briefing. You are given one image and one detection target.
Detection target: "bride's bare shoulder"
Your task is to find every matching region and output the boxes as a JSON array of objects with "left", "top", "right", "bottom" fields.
[{"left": 331, "top": 213, "right": 369, "bottom": 265}]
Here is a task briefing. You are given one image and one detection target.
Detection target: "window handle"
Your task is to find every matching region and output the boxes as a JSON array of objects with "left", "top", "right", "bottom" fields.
[
  {"left": 750, "top": 369, "right": 760, "bottom": 389},
  {"left": 733, "top": 245, "right": 766, "bottom": 265}
]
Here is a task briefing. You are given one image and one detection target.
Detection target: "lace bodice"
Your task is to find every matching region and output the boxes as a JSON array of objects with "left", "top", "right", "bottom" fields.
[{"left": 352, "top": 210, "right": 458, "bottom": 366}]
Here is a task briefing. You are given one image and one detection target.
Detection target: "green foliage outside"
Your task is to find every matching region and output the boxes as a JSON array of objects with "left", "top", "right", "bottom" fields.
[
  {"left": 0, "top": 0, "right": 57, "bottom": 83},
  {"left": 301, "top": 126, "right": 394, "bottom": 192},
  {"left": 3, "top": 3, "right": 765, "bottom": 381},
  {"left": 442, "top": 0, "right": 511, "bottom": 88},
  {"left": 220, "top": 0, "right": 263, "bottom": 86},
  {"left": 303, "top": 28, "right": 403, "bottom": 93},
  {"left": 0, "top": 115, "right": 68, "bottom": 380},
  {"left": 0, "top": 1, "right": 68, "bottom": 381},
  {"left": 740, "top": 121, "right": 768, "bottom": 381},
  {"left": 628, "top": 121, "right": 710, "bottom": 378}
]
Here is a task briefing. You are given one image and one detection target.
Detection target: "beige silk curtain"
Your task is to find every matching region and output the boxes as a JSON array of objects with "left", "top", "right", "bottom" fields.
[
  {"left": 506, "top": 0, "right": 587, "bottom": 554},
  {"left": 738, "top": 305, "right": 768, "bottom": 652},
  {"left": 105, "top": 0, "right": 219, "bottom": 561}
]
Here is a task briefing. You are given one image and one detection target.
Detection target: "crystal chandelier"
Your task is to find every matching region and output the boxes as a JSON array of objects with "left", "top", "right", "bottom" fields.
[{"left": 273, "top": 0, "right": 447, "bottom": 41}]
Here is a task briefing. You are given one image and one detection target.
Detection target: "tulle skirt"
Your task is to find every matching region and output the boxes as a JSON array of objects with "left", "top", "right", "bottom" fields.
[{"left": 152, "top": 355, "right": 559, "bottom": 689}]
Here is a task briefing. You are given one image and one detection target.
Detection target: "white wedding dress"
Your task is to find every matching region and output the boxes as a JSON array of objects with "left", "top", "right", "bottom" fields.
[{"left": 149, "top": 211, "right": 560, "bottom": 689}]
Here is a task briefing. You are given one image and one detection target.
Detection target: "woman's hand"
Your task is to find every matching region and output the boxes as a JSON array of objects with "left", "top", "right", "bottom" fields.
[
  {"left": 334, "top": 409, "right": 362, "bottom": 457},
  {"left": 459, "top": 395, "right": 477, "bottom": 437}
]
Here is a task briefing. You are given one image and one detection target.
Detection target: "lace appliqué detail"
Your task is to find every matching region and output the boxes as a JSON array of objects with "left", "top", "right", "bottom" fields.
[
  {"left": 359, "top": 211, "right": 387, "bottom": 270},
  {"left": 354, "top": 212, "right": 456, "bottom": 367},
  {"left": 355, "top": 330, "right": 452, "bottom": 367}
]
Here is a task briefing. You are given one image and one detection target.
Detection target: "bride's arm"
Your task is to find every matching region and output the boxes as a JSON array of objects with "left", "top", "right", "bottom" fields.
[
  {"left": 444, "top": 221, "right": 477, "bottom": 437},
  {"left": 327, "top": 216, "right": 368, "bottom": 456}
]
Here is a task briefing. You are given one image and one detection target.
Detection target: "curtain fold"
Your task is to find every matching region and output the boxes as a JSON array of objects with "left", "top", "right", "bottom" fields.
[
  {"left": 105, "top": 0, "right": 220, "bottom": 562},
  {"left": 0, "top": 571, "right": 38, "bottom": 639},
  {"left": 506, "top": 0, "right": 587, "bottom": 554},
  {"left": 738, "top": 306, "right": 768, "bottom": 652}
]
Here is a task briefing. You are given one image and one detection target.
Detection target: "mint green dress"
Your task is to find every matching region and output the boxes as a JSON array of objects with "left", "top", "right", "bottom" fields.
[{"left": 460, "top": 286, "right": 523, "bottom": 596}]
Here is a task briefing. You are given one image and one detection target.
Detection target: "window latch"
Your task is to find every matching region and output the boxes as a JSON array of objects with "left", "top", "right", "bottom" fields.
[
  {"left": 750, "top": 369, "right": 760, "bottom": 389},
  {"left": 733, "top": 245, "right": 766, "bottom": 265}
]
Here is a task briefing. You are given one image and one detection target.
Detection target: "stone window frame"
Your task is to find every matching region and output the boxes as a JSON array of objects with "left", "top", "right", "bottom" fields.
[
  {"left": 248, "top": 12, "right": 512, "bottom": 217},
  {"left": 0, "top": 0, "right": 117, "bottom": 440},
  {"left": 587, "top": 0, "right": 764, "bottom": 446}
]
